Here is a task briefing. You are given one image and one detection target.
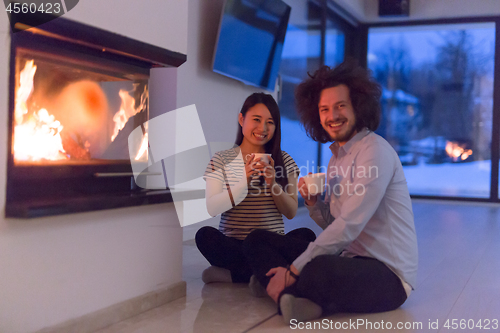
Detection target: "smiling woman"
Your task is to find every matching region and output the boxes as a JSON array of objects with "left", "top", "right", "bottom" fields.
[
  {"left": 238, "top": 103, "right": 276, "bottom": 148},
  {"left": 194, "top": 93, "right": 316, "bottom": 286}
]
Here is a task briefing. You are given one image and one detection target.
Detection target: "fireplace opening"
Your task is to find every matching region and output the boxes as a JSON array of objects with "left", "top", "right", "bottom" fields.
[
  {"left": 14, "top": 48, "right": 149, "bottom": 166},
  {"left": 6, "top": 14, "right": 187, "bottom": 218}
]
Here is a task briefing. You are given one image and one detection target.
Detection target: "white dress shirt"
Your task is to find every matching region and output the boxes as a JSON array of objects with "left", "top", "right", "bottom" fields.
[{"left": 293, "top": 128, "right": 418, "bottom": 292}]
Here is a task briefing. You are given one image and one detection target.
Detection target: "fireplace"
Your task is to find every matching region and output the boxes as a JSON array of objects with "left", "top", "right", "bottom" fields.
[{"left": 6, "top": 13, "right": 188, "bottom": 218}]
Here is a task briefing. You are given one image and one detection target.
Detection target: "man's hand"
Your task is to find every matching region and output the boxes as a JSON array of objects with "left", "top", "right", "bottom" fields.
[
  {"left": 265, "top": 266, "right": 298, "bottom": 303},
  {"left": 298, "top": 174, "right": 319, "bottom": 206}
]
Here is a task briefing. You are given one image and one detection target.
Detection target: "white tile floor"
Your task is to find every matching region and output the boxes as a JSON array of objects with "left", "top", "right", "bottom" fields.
[{"left": 97, "top": 200, "right": 500, "bottom": 333}]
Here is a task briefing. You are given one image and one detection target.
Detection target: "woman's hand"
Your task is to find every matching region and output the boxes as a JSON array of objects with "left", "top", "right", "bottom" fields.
[
  {"left": 244, "top": 154, "right": 258, "bottom": 184},
  {"left": 265, "top": 266, "right": 298, "bottom": 303},
  {"left": 256, "top": 156, "right": 276, "bottom": 187}
]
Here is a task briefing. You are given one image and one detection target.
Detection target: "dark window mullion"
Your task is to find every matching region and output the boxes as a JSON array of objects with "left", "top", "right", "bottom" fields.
[
  {"left": 356, "top": 24, "right": 369, "bottom": 69},
  {"left": 489, "top": 18, "right": 500, "bottom": 201},
  {"left": 316, "top": 0, "right": 327, "bottom": 173}
]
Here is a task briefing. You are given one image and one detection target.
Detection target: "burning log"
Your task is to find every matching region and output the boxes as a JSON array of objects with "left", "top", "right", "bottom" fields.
[{"left": 60, "top": 131, "right": 91, "bottom": 160}]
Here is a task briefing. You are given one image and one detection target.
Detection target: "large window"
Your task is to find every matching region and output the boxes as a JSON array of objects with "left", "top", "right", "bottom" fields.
[
  {"left": 280, "top": 5, "right": 499, "bottom": 202},
  {"left": 368, "top": 22, "right": 496, "bottom": 199}
]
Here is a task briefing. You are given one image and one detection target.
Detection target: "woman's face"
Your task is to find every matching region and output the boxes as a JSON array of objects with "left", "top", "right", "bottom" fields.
[{"left": 238, "top": 103, "right": 276, "bottom": 147}]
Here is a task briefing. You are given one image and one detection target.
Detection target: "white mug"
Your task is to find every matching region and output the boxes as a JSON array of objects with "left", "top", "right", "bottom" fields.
[
  {"left": 302, "top": 173, "right": 326, "bottom": 195},
  {"left": 245, "top": 153, "right": 271, "bottom": 165}
]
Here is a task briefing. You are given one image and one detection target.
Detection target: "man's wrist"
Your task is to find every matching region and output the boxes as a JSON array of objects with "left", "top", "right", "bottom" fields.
[
  {"left": 289, "top": 264, "right": 300, "bottom": 276},
  {"left": 304, "top": 197, "right": 317, "bottom": 206},
  {"left": 286, "top": 264, "right": 300, "bottom": 282}
]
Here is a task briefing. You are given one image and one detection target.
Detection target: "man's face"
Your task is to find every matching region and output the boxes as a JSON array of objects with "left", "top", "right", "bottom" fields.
[{"left": 318, "top": 85, "right": 357, "bottom": 146}]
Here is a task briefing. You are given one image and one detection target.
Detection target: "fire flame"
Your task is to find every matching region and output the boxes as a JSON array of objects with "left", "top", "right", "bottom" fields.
[
  {"left": 112, "top": 85, "right": 149, "bottom": 161},
  {"left": 15, "top": 60, "right": 36, "bottom": 126},
  {"left": 14, "top": 61, "right": 67, "bottom": 161},
  {"left": 445, "top": 141, "right": 472, "bottom": 162},
  {"left": 111, "top": 85, "right": 148, "bottom": 142},
  {"left": 135, "top": 122, "right": 148, "bottom": 161}
]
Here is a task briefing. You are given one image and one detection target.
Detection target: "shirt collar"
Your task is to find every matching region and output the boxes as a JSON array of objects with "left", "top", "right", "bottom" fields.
[{"left": 329, "top": 128, "right": 371, "bottom": 156}]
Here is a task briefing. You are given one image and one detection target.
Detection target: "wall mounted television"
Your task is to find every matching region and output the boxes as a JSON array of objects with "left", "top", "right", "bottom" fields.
[{"left": 212, "top": 0, "right": 291, "bottom": 91}]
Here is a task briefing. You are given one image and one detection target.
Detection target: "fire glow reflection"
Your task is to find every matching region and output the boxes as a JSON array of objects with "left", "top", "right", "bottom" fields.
[{"left": 445, "top": 141, "right": 473, "bottom": 162}]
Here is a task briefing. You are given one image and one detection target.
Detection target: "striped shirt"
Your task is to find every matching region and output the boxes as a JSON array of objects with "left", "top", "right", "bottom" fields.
[{"left": 204, "top": 148, "right": 300, "bottom": 240}]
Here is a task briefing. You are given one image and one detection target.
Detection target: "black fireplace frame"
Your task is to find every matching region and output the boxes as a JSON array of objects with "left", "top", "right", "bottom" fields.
[{"left": 5, "top": 13, "right": 202, "bottom": 218}]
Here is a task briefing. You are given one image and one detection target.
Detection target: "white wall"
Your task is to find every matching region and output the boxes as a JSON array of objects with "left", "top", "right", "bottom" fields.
[
  {"left": 0, "top": 2, "right": 187, "bottom": 332},
  {"left": 177, "top": 0, "right": 273, "bottom": 144},
  {"left": 64, "top": 0, "right": 188, "bottom": 54}
]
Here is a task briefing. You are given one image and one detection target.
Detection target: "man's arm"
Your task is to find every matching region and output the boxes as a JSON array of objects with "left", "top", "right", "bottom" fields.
[
  {"left": 306, "top": 199, "right": 335, "bottom": 229},
  {"left": 293, "top": 143, "right": 394, "bottom": 272},
  {"left": 298, "top": 176, "right": 334, "bottom": 229}
]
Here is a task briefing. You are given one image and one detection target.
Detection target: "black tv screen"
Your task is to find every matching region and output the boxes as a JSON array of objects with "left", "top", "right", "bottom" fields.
[{"left": 212, "top": 0, "right": 291, "bottom": 91}]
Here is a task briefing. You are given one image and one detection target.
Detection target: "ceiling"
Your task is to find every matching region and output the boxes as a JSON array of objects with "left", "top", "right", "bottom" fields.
[{"left": 333, "top": 0, "right": 500, "bottom": 24}]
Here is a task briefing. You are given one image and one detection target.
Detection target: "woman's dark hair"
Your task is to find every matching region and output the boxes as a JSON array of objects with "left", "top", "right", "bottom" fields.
[
  {"left": 235, "top": 93, "right": 288, "bottom": 187},
  {"left": 295, "top": 59, "right": 382, "bottom": 143}
]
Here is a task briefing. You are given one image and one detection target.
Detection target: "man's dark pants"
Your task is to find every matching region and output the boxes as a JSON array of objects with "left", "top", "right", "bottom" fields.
[{"left": 242, "top": 229, "right": 407, "bottom": 316}]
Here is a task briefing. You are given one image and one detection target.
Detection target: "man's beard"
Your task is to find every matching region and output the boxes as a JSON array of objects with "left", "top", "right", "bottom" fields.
[
  {"left": 328, "top": 123, "right": 357, "bottom": 143},
  {"left": 335, "top": 126, "right": 356, "bottom": 142}
]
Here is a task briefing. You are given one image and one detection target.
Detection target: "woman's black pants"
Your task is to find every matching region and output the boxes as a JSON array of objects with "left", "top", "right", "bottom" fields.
[{"left": 195, "top": 226, "right": 316, "bottom": 283}]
